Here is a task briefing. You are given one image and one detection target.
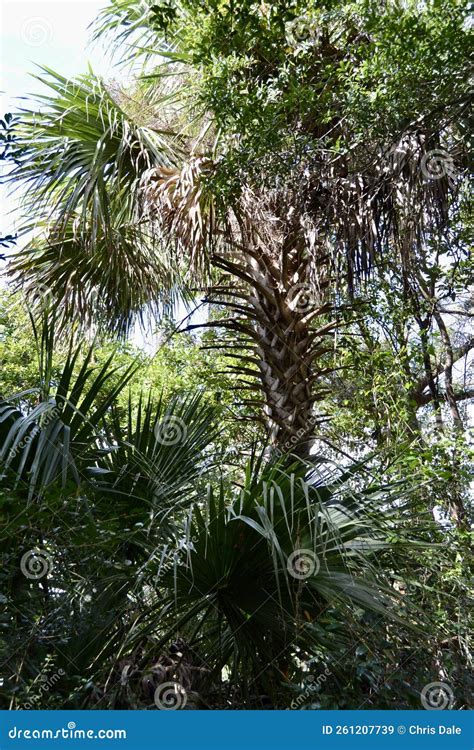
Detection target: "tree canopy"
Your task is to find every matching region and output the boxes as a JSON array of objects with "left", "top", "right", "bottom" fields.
[{"left": 0, "top": 0, "right": 472, "bottom": 711}]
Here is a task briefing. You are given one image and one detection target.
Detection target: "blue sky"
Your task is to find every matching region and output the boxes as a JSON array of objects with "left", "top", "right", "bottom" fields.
[
  {"left": 0, "top": 1, "right": 207, "bottom": 343},
  {"left": 1, "top": 0, "right": 114, "bottom": 235},
  {"left": 1, "top": 0, "right": 111, "bottom": 103}
]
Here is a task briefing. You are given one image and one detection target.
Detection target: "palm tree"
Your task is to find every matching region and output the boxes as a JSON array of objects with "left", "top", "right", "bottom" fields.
[
  {"left": 2, "top": 2, "right": 470, "bottom": 710},
  {"left": 104, "top": 457, "right": 425, "bottom": 709},
  {"left": 5, "top": 2, "right": 470, "bottom": 460},
  {"left": 0, "top": 314, "right": 218, "bottom": 505},
  {"left": 0, "top": 317, "right": 433, "bottom": 709}
]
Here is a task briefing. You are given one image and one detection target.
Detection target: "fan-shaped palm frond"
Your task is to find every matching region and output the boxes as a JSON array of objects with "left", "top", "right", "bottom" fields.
[
  {"left": 6, "top": 66, "right": 220, "bottom": 332},
  {"left": 103, "top": 458, "right": 427, "bottom": 707},
  {"left": 0, "top": 318, "right": 137, "bottom": 498},
  {"left": 9, "top": 67, "right": 180, "bottom": 228},
  {"left": 8, "top": 225, "right": 180, "bottom": 333},
  {"left": 5, "top": 68, "right": 195, "bottom": 330},
  {"left": 92, "top": 0, "right": 186, "bottom": 65},
  {"left": 94, "top": 389, "right": 219, "bottom": 524}
]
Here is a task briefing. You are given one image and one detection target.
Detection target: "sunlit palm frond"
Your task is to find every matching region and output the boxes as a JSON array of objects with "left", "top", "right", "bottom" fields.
[
  {"left": 92, "top": 0, "right": 189, "bottom": 66},
  {"left": 9, "top": 68, "right": 180, "bottom": 231},
  {"left": 95, "top": 389, "right": 219, "bottom": 524},
  {"left": 107, "top": 458, "right": 427, "bottom": 706},
  {"left": 0, "top": 319, "right": 136, "bottom": 498},
  {"left": 6, "top": 67, "right": 217, "bottom": 331}
]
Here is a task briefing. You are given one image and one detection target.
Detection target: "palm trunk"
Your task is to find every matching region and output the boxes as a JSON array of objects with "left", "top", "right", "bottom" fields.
[
  {"left": 210, "top": 204, "right": 335, "bottom": 460},
  {"left": 248, "top": 261, "right": 332, "bottom": 459},
  {"left": 234, "top": 213, "right": 335, "bottom": 458}
]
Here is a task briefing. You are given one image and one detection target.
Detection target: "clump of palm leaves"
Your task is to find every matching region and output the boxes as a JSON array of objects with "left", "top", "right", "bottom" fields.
[
  {"left": 92, "top": 454, "right": 430, "bottom": 709},
  {"left": 0, "top": 318, "right": 435, "bottom": 710}
]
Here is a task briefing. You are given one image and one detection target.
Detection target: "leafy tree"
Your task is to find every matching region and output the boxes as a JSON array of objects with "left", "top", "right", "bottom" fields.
[
  {"left": 5, "top": 0, "right": 471, "bottom": 456},
  {"left": 0, "top": 0, "right": 472, "bottom": 713}
]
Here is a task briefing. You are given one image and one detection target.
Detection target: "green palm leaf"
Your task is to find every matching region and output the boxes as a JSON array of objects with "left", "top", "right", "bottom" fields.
[
  {"left": 6, "top": 68, "right": 192, "bottom": 331},
  {"left": 108, "top": 457, "right": 428, "bottom": 706},
  {"left": 0, "top": 319, "right": 136, "bottom": 498},
  {"left": 95, "top": 389, "right": 219, "bottom": 523}
]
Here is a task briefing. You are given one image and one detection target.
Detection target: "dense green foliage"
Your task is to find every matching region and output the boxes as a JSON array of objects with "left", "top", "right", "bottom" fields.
[
  {"left": 0, "top": 300, "right": 471, "bottom": 710},
  {"left": 1, "top": 0, "right": 472, "bottom": 712}
]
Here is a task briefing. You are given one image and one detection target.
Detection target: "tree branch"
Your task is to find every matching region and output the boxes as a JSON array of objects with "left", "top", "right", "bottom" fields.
[{"left": 413, "top": 336, "right": 474, "bottom": 397}]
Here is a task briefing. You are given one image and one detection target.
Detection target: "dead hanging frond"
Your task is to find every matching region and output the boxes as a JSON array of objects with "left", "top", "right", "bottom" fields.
[
  {"left": 234, "top": 124, "right": 469, "bottom": 296},
  {"left": 141, "top": 157, "right": 217, "bottom": 281},
  {"left": 8, "top": 220, "right": 179, "bottom": 335},
  {"left": 316, "top": 129, "right": 468, "bottom": 290}
]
